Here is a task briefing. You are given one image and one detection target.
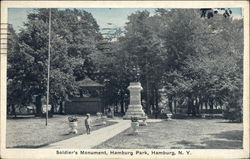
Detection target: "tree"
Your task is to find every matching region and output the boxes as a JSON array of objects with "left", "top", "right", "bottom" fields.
[
  {"left": 200, "top": 8, "right": 232, "bottom": 19},
  {"left": 7, "top": 24, "right": 25, "bottom": 116},
  {"left": 150, "top": 9, "right": 207, "bottom": 115},
  {"left": 185, "top": 16, "right": 243, "bottom": 120},
  {"left": 114, "top": 8, "right": 243, "bottom": 119},
  {"left": 8, "top": 8, "right": 103, "bottom": 115},
  {"left": 8, "top": 8, "right": 242, "bottom": 120},
  {"left": 102, "top": 10, "right": 168, "bottom": 115}
]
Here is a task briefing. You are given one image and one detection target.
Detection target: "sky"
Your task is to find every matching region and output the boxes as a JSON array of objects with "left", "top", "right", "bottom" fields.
[{"left": 8, "top": 8, "right": 243, "bottom": 33}]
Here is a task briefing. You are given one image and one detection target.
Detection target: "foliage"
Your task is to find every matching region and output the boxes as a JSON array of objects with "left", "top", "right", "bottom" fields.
[
  {"left": 85, "top": 9, "right": 243, "bottom": 120},
  {"left": 200, "top": 8, "right": 233, "bottom": 19},
  {"left": 108, "top": 9, "right": 243, "bottom": 120},
  {"left": 7, "top": 8, "right": 103, "bottom": 115},
  {"left": 7, "top": 24, "right": 29, "bottom": 115},
  {"left": 7, "top": 8, "right": 243, "bottom": 121},
  {"left": 68, "top": 116, "right": 78, "bottom": 122},
  {"left": 131, "top": 117, "right": 139, "bottom": 122}
]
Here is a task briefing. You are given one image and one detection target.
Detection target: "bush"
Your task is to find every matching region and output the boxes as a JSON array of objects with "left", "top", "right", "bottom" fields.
[
  {"left": 223, "top": 107, "right": 242, "bottom": 122},
  {"left": 131, "top": 117, "right": 138, "bottom": 122},
  {"left": 68, "top": 116, "right": 78, "bottom": 122},
  {"left": 223, "top": 92, "right": 243, "bottom": 122}
]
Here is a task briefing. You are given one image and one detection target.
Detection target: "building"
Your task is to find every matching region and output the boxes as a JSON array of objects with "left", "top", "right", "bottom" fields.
[{"left": 64, "top": 78, "right": 104, "bottom": 114}]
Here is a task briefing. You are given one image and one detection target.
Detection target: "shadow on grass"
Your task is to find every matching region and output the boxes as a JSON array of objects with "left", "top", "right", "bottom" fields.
[
  {"left": 61, "top": 133, "right": 76, "bottom": 136},
  {"left": 201, "top": 130, "right": 243, "bottom": 148},
  {"left": 211, "top": 130, "right": 243, "bottom": 141},
  {"left": 216, "top": 121, "right": 242, "bottom": 123},
  {"left": 137, "top": 143, "right": 164, "bottom": 149},
  {"left": 176, "top": 140, "right": 194, "bottom": 145},
  {"left": 7, "top": 116, "right": 37, "bottom": 120},
  {"left": 171, "top": 145, "right": 206, "bottom": 149},
  {"left": 174, "top": 130, "right": 243, "bottom": 149},
  {"left": 170, "top": 146, "right": 183, "bottom": 149},
  {"left": 125, "top": 133, "right": 136, "bottom": 136},
  {"left": 200, "top": 140, "right": 242, "bottom": 149},
  {"left": 174, "top": 140, "right": 206, "bottom": 149},
  {"left": 9, "top": 143, "right": 49, "bottom": 149},
  {"left": 7, "top": 115, "right": 61, "bottom": 120}
]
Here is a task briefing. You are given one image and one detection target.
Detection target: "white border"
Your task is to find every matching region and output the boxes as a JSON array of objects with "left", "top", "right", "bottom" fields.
[{"left": 1, "top": 1, "right": 249, "bottom": 159}]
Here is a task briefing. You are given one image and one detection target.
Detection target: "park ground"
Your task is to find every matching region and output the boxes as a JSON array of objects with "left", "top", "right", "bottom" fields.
[
  {"left": 6, "top": 116, "right": 243, "bottom": 149},
  {"left": 94, "top": 119, "right": 243, "bottom": 149},
  {"left": 6, "top": 115, "right": 116, "bottom": 148}
]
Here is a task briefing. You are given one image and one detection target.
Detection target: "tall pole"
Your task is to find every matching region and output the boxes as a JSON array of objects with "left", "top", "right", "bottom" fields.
[
  {"left": 46, "top": 8, "right": 51, "bottom": 126},
  {"left": 146, "top": 57, "right": 150, "bottom": 115}
]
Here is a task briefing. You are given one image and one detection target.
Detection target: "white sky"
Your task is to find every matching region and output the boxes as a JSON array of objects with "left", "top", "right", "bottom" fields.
[{"left": 8, "top": 8, "right": 243, "bottom": 33}]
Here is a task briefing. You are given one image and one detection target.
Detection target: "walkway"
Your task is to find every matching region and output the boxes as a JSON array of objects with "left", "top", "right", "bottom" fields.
[{"left": 41, "top": 119, "right": 130, "bottom": 149}]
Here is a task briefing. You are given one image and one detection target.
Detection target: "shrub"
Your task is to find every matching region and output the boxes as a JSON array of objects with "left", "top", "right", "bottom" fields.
[
  {"left": 131, "top": 117, "right": 138, "bottom": 122},
  {"left": 68, "top": 116, "right": 78, "bottom": 122},
  {"left": 223, "top": 92, "right": 243, "bottom": 122},
  {"left": 223, "top": 107, "right": 242, "bottom": 122}
]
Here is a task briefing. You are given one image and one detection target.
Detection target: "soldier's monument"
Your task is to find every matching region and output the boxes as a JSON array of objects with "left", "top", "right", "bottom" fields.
[{"left": 123, "top": 82, "right": 146, "bottom": 119}]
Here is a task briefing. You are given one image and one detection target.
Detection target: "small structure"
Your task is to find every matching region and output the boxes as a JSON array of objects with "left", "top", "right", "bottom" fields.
[
  {"left": 68, "top": 116, "right": 78, "bottom": 134},
  {"left": 93, "top": 112, "right": 107, "bottom": 126},
  {"left": 65, "top": 97, "right": 104, "bottom": 114},
  {"left": 106, "top": 107, "right": 114, "bottom": 118},
  {"left": 65, "top": 78, "right": 104, "bottom": 114},
  {"left": 130, "top": 117, "right": 139, "bottom": 135}
]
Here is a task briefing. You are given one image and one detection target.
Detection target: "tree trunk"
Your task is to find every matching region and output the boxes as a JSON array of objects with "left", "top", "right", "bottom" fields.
[
  {"left": 209, "top": 99, "right": 214, "bottom": 111},
  {"left": 51, "top": 103, "right": 54, "bottom": 114},
  {"left": 125, "top": 103, "right": 128, "bottom": 112},
  {"left": 199, "top": 97, "right": 203, "bottom": 113},
  {"left": 11, "top": 104, "right": 16, "bottom": 118},
  {"left": 59, "top": 101, "right": 63, "bottom": 114},
  {"left": 196, "top": 98, "right": 200, "bottom": 114},
  {"left": 187, "top": 98, "right": 192, "bottom": 115},
  {"left": 35, "top": 95, "right": 42, "bottom": 117},
  {"left": 120, "top": 97, "right": 124, "bottom": 115},
  {"left": 174, "top": 100, "right": 177, "bottom": 114},
  {"left": 205, "top": 101, "right": 208, "bottom": 113},
  {"left": 191, "top": 99, "right": 196, "bottom": 116},
  {"left": 155, "top": 88, "right": 159, "bottom": 119},
  {"left": 146, "top": 75, "right": 150, "bottom": 115},
  {"left": 168, "top": 96, "right": 173, "bottom": 113},
  {"left": 115, "top": 104, "right": 118, "bottom": 113}
]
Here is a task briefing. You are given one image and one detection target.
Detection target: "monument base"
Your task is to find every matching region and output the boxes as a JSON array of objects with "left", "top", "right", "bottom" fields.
[
  {"left": 123, "top": 115, "right": 147, "bottom": 120},
  {"left": 123, "top": 104, "right": 147, "bottom": 120}
]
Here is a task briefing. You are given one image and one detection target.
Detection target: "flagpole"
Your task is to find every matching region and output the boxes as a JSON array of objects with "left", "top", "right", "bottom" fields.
[{"left": 46, "top": 8, "right": 51, "bottom": 126}]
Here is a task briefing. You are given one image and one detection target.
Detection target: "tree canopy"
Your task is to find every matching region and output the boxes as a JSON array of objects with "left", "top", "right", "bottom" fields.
[
  {"left": 8, "top": 8, "right": 103, "bottom": 115},
  {"left": 8, "top": 8, "right": 243, "bottom": 121}
]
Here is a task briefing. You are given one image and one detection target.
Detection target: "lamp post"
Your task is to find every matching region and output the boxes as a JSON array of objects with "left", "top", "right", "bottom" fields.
[{"left": 46, "top": 8, "right": 51, "bottom": 126}]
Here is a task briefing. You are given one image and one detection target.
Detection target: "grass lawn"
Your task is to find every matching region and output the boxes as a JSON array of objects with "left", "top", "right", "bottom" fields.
[
  {"left": 94, "top": 119, "right": 243, "bottom": 149},
  {"left": 6, "top": 115, "right": 116, "bottom": 148}
]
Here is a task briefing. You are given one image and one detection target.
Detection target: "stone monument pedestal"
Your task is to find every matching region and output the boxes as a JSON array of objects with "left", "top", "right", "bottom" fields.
[{"left": 123, "top": 82, "right": 146, "bottom": 120}]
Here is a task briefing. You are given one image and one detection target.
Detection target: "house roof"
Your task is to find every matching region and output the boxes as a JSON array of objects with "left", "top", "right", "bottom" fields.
[{"left": 77, "top": 77, "right": 104, "bottom": 87}]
